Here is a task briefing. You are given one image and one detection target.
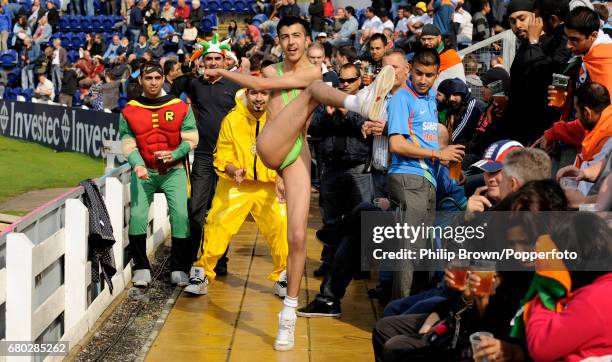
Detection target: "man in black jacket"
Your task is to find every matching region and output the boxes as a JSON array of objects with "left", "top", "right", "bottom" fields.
[
  {"left": 501, "top": 0, "right": 571, "bottom": 145},
  {"left": 308, "top": 62, "right": 373, "bottom": 276},
  {"left": 187, "top": 37, "right": 241, "bottom": 274},
  {"left": 59, "top": 63, "right": 78, "bottom": 106},
  {"left": 308, "top": 0, "right": 325, "bottom": 39},
  {"left": 436, "top": 78, "right": 487, "bottom": 147}
]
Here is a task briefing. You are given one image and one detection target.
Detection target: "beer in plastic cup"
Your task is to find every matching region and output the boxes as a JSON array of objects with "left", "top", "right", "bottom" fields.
[
  {"left": 472, "top": 261, "right": 495, "bottom": 297},
  {"left": 549, "top": 73, "right": 570, "bottom": 107},
  {"left": 363, "top": 64, "right": 375, "bottom": 86},
  {"left": 470, "top": 331, "right": 494, "bottom": 362},
  {"left": 447, "top": 259, "right": 470, "bottom": 289}
]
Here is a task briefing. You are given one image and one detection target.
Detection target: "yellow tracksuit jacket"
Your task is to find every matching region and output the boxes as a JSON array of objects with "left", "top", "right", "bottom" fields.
[{"left": 194, "top": 89, "right": 288, "bottom": 282}]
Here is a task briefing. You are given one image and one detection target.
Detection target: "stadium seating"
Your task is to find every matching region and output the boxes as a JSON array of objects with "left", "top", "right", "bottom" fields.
[
  {"left": 234, "top": 0, "right": 248, "bottom": 13},
  {"left": 200, "top": 14, "right": 218, "bottom": 33},
  {"left": 0, "top": 50, "right": 18, "bottom": 67},
  {"left": 117, "top": 93, "right": 128, "bottom": 110},
  {"left": 207, "top": 0, "right": 221, "bottom": 12},
  {"left": 251, "top": 13, "right": 267, "bottom": 27}
]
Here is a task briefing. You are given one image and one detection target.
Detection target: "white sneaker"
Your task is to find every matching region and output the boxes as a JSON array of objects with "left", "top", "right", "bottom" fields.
[
  {"left": 170, "top": 271, "right": 189, "bottom": 287},
  {"left": 184, "top": 267, "right": 208, "bottom": 295},
  {"left": 132, "top": 269, "right": 151, "bottom": 288},
  {"left": 356, "top": 64, "right": 396, "bottom": 121},
  {"left": 274, "top": 313, "right": 296, "bottom": 351}
]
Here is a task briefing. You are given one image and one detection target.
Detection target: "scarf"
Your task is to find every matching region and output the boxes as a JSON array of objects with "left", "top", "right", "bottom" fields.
[
  {"left": 579, "top": 31, "right": 612, "bottom": 94},
  {"left": 577, "top": 106, "right": 612, "bottom": 168},
  {"left": 510, "top": 234, "right": 572, "bottom": 339}
]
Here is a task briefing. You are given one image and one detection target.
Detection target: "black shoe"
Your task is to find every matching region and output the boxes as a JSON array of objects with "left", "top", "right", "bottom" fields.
[
  {"left": 297, "top": 298, "right": 341, "bottom": 317},
  {"left": 368, "top": 283, "right": 392, "bottom": 306},
  {"left": 214, "top": 256, "right": 228, "bottom": 277},
  {"left": 313, "top": 262, "right": 330, "bottom": 277},
  {"left": 315, "top": 228, "right": 338, "bottom": 248}
]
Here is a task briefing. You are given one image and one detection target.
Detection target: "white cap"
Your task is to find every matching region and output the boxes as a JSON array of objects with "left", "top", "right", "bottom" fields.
[{"left": 316, "top": 32, "right": 327, "bottom": 38}]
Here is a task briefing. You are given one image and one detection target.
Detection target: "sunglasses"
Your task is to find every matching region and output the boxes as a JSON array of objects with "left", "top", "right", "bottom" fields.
[{"left": 339, "top": 77, "right": 359, "bottom": 84}]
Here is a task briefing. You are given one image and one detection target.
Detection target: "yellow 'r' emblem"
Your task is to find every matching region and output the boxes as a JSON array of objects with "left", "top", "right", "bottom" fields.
[{"left": 165, "top": 111, "right": 174, "bottom": 121}]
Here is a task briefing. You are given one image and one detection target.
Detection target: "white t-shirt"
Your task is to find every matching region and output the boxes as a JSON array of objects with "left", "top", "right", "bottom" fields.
[
  {"left": 36, "top": 78, "right": 55, "bottom": 99},
  {"left": 52, "top": 48, "right": 60, "bottom": 66},
  {"left": 182, "top": 27, "right": 198, "bottom": 42},
  {"left": 454, "top": 9, "right": 473, "bottom": 41},
  {"left": 408, "top": 14, "right": 432, "bottom": 34},
  {"left": 382, "top": 19, "right": 395, "bottom": 32},
  {"left": 396, "top": 17, "right": 409, "bottom": 34},
  {"left": 363, "top": 16, "right": 383, "bottom": 33}
]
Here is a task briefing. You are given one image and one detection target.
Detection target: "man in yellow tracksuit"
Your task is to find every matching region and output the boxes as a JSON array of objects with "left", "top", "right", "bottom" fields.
[{"left": 184, "top": 88, "right": 289, "bottom": 296}]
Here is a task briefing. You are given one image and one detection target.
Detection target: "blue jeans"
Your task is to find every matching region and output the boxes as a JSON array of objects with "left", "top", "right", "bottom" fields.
[
  {"left": 129, "top": 29, "right": 140, "bottom": 43},
  {"left": 383, "top": 286, "right": 456, "bottom": 317},
  {"left": 51, "top": 65, "right": 62, "bottom": 94},
  {"left": 21, "top": 66, "right": 34, "bottom": 89},
  {"left": 84, "top": 0, "right": 94, "bottom": 16},
  {"left": 70, "top": 0, "right": 82, "bottom": 15}
]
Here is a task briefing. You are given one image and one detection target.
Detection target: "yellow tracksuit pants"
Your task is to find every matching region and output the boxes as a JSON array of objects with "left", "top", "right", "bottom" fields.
[{"left": 194, "top": 177, "right": 288, "bottom": 282}]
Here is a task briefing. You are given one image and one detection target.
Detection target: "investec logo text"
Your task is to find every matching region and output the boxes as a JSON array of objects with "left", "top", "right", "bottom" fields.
[{"left": 0, "top": 101, "right": 119, "bottom": 157}]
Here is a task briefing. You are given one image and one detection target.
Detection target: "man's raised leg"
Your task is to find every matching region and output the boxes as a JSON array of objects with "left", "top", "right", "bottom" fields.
[{"left": 258, "top": 70, "right": 395, "bottom": 169}]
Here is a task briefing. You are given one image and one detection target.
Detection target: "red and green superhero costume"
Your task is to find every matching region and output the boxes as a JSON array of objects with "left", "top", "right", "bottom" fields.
[{"left": 120, "top": 94, "right": 197, "bottom": 272}]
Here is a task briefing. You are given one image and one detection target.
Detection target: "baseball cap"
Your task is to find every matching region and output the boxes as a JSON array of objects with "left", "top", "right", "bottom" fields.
[
  {"left": 416, "top": 2, "right": 427, "bottom": 12},
  {"left": 316, "top": 32, "right": 327, "bottom": 38},
  {"left": 470, "top": 140, "right": 524, "bottom": 173},
  {"left": 421, "top": 24, "right": 441, "bottom": 37}
]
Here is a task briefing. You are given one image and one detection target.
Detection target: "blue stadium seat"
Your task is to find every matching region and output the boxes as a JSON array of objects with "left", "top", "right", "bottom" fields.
[
  {"left": 81, "top": 16, "right": 94, "bottom": 32},
  {"left": 3, "top": 88, "right": 17, "bottom": 101},
  {"left": 0, "top": 50, "right": 18, "bottom": 67},
  {"left": 67, "top": 50, "right": 80, "bottom": 63},
  {"left": 71, "top": 33, "right": 83, "bottom": 50},
  {"left": 118, "top": 93, "right": 128, "bottom": 110},
  {"left": 234, "top": 0, "right": 248, "bottom": 13},
  {"left": 200, "top": 0, "right": 209, "bottom": 11},
  {"left": 92, "top": 18, "right": 103, "bottom": 32},
  {"left": 252, "top": 13, "right": 267, "bottom": 27},
  {"left": 247, "top": 0, "right": 255, "bottom": 12},
  {"left": 208, "top": 0, "right": 220, "bottom": 12},
  {"left": 102, "top": 17, "right": 114, "bottom": 31},
  {"left": 73, "top": 90, "right": 82, "bottom": 106},
  {"left": 6, "top": 69, "right": 19, "bottom": 87},
  {"left": 20, "top": 88, "right": 33, "bottom": 102},
  {"left": 59, "top": 17, "right": 70, "bottom": 32},
  {"left": 60, "top": 34, "right": 71, "bottom": 48},
  {"left": 69, "top": 16, "right": 81, "bottom": 32},
  {"left": 200, "top": 16, "right": 214, "bottom": 32},
  {"left": 220, "top": 0, "right": 232, "bottom": 12}
]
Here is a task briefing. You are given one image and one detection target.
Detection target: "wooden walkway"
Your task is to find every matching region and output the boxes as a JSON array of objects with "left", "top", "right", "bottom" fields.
[{"left": 146, "top": 197, "right": 382, "bottom": 361}]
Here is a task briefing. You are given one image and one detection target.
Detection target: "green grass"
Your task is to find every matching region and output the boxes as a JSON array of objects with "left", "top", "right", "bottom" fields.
[
  {"left": 0, "top": 135, "right": 105, "bottom": 204},
  {"left": 0, "top": 210, "right": 29, "bottom": 217}
]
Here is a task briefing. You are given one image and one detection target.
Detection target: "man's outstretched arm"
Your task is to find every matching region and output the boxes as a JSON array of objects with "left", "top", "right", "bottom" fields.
[{"left": 204, "top": 65, "right": 322, "bottom": 91}]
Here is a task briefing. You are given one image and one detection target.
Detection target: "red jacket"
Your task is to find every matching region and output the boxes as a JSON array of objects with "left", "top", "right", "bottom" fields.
[
  {"left": 527, "top": 273, "right": 612, "bottom": 362},
  {"left": 175, "top": 4, "right": 190, "bottom": 20}
]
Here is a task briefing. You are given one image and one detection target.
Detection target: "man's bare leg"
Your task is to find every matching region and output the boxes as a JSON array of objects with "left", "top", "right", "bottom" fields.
[{"left": 274, "top": 142, "right": 311, "bottom": 351}]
